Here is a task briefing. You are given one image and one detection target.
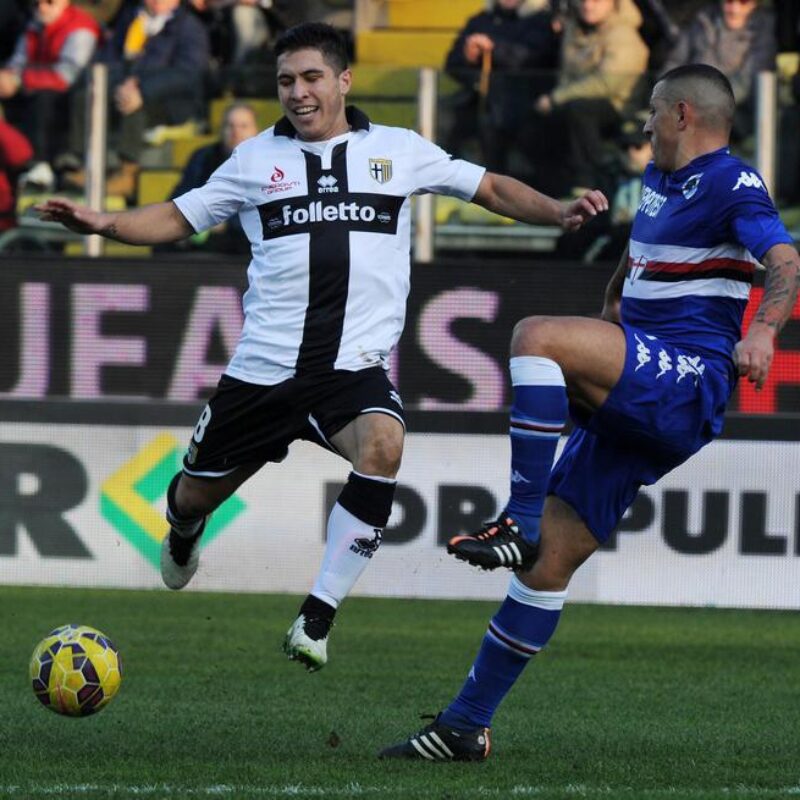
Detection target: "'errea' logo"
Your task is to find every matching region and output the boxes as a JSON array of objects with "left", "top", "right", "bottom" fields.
[
  {"left": 733, "top": 171, "right": 765, "bottom": 192},
  {"left": 100, "top": 434, "right": 245, "bottom": 569},
  {"left": 317, "top": 175, "right": 339, "bottom": 193}
]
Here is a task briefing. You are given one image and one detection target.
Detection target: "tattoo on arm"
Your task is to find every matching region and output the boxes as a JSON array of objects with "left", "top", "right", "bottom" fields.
[
  {"left": 755, "top": 249, "right": 800, "bottom": 332},
  {"left": 100, "top": 223, "right": 119, "bottom": 240}
]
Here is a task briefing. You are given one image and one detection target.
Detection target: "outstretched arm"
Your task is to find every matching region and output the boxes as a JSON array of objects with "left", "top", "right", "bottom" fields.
[
  {"left": 35, "top": 198, "right": 193, "bottom": 244},
  {"left": 471, "top": 171, "right": 608, "bottom": 231},
  {"left": 734, "top": 242, "right": 800, "bottom": 390}
]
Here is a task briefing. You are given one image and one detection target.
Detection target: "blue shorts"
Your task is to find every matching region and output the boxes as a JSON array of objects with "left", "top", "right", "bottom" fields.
[{"left": 548, "top": 324, "right": 734, "bottom": 543}]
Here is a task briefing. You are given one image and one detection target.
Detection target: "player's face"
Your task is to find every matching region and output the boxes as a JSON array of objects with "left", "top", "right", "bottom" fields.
[
  {"left": 644, "top": 83, "right": 679, "bottom": 172},
  {"left": 277, "top": 48, "right": 352, "bottom": 142},
  {"left": 222, "top": 107, "right": 258, "bottom": 151}
]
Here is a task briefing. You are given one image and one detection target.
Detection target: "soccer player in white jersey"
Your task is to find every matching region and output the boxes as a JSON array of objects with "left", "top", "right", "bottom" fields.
[
  {"left": 36, "top": 22, "right": 607, "bottom": 673},
  {"left": 381, "top": 64, "right": 800, "bottom": 761}
]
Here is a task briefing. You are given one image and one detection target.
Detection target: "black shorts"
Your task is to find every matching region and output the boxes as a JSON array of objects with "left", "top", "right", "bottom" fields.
[{"left": 182, "top": 367, "right": 406, "bottom": 477}]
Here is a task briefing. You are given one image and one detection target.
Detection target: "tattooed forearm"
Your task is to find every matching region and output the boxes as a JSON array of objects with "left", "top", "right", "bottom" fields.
[
  {"left": 99, "top": 223, "right": 119, "bottom": 240},
  {"left": 755, "top": 244, "right": 800, "bottom": 332}
]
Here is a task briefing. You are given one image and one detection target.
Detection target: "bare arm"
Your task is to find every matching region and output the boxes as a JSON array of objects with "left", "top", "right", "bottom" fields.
[
  {"left": 472, "top": 171, "right": 608, "bottom": 232},
  {"left": 35, "top": 198, "right": 194, "bottom": 244},
  {"left": 734, "top": 242, "right": 800, "bottom": 390},
  {"left": 601, "top": 244, "right": 629, "bottom": 323}
]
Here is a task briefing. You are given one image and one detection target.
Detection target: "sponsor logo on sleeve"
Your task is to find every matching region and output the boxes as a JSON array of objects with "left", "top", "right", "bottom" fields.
[{"left": 732, "top": 171, "right": 765, "bottom": 192}]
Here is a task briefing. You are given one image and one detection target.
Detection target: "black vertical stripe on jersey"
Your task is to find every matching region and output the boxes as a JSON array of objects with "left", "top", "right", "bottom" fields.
[{"left": 296, "top": 143, "right": 350, "bottom": 375}]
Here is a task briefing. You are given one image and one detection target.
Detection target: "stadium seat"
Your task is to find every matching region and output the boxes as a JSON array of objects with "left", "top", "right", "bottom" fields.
[
  {"left": 170, "top": 135, "right": 218, "bottom": 169},
  {"left": 138, "top": 169, "right": 181, "bottom": 207}
]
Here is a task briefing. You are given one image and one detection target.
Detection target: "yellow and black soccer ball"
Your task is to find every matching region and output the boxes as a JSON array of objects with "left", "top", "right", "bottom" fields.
[{"left": 30, "top": 624, "right": 123, "bottom": 717}]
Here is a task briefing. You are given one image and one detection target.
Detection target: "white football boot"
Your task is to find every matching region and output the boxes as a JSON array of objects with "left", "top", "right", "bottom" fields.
[
  {"left": 160, "top": 519, "right": 207, "bottom": 590},
  {"left": 282, "top": 614, "right": 331, "bottom": 672}
]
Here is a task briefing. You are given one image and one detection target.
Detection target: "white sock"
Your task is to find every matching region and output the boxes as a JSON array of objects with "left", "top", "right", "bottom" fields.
[{"left": 311, "top": 502, "right": 383, "bottom": 609}]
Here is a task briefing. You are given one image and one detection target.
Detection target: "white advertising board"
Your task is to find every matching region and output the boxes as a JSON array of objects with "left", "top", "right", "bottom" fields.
[{"left": 0, "top": 423, "right": 798, "bottom": 609}]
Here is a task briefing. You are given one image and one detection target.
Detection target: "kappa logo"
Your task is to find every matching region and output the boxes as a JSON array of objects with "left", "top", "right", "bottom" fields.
[
  {"left": 656, "top": 348, "right": 673, "bottom": 379},
  {"left": 634, "top": 333, "right": 652, "bottom": 371},
  {"left": 681, "top": 173, "right": 703, "bottom": 199},
  {"left": 317, "top": 174, "right": 339, "bottom": 193},
  {"left": 369, "top": 158, "right": 393, "bottom": 184},
  {"left": 350, "top": 528, "right": 383, "bottom": 559},
  {"left": 510, "top": 469, "right": 531, "bottom": 484},
  {"left": 733, "top": 171, "right": 765, "bottom": 192},
  {"left": 677, "top": 354, "right": 706, "bottom": 385}
]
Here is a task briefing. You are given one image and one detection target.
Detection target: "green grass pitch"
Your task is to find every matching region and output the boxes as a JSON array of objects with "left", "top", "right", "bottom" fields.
[{"left": 2, "top": 586, "right": 799, "bottom": 800}]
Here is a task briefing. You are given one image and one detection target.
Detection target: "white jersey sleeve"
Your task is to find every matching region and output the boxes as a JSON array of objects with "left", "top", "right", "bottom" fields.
[
  {"left": 172, "top": 149, "right": 246, "bottom": 233},
  {"left": 407, "top": 130, "right": 485, "bottom": 201}
]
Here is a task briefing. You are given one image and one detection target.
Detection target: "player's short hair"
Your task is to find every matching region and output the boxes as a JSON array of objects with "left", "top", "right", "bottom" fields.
[
  {"left": 656, "top": 64, "right": 736, "bottom": 133},
  {"left": 274, "top": 22, "right": 349, "bottom": 74}
]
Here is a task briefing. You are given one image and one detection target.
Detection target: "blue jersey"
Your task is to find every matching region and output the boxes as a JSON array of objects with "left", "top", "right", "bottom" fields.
[{"left": 625, "top": 147, "right": 793, "bottom": 362}]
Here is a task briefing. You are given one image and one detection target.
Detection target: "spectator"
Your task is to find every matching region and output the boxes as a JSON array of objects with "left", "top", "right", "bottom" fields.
[
  {"left": 165, "top": 101, "right": 258, "bottom": 252},
  {"left": 442, "top": 0, "right": 559, "bottom": 177},
  {"left": 65, "top": 0, "right": 210, "bottom": 199},
  {"left": 529, "top": 0, "right": 649, "bottom": 197},
  {"left": 663, "top": 0, "right": 777, "bottom": 142},
  {"left": 632, "top": 0, "right": 678, "bottom": 71},
  {"left": 0, "top": 0, "right": 99, "bottom": 190},
  {"left": 0, "top": 117, "right": 33, "bottom": 231},
  {"left": 186, "top": 0, "right": 275, "bottom": 69}
]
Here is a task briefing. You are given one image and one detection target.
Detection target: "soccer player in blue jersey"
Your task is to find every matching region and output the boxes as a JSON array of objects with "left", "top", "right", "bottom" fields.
[{"left": 380, "top": 63, "right": 800, "bottom": 761}]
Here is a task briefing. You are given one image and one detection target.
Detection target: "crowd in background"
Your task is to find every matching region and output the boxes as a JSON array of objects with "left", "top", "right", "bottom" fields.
[{"left": 0, "top": 0, "right": 799, "bottom": 256}]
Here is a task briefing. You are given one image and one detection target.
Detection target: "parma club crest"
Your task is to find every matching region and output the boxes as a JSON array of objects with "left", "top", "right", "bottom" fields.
[{"left": 369, "top": 158, "right": 392, "bottom": 184}]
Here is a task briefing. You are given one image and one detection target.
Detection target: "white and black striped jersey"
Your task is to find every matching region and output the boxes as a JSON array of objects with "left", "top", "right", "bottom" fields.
[{"left": 174, "top": 106, "right": 486, "bottom": 385}]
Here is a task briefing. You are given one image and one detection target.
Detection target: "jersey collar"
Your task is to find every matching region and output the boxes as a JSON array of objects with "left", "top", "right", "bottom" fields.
[{"left": 273, "top": 105, "right": 371, "bottom": 139}]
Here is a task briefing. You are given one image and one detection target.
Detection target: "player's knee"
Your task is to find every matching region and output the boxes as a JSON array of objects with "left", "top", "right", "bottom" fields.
[
  {"left": 510, "top": 316, "right": 559, "bottom": 358},
  {"left": 357, "top": 429, "right": 403, "bottom": 478}
]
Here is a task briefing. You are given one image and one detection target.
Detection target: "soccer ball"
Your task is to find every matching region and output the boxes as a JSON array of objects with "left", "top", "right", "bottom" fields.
[{"left": 29, "top": 624, "right": 123, "bottom": 717}]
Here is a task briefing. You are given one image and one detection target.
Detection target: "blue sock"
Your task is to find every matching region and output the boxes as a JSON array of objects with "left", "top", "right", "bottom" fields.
[
  {"left": 440, "top": 577, "right": 567, "bottom": 729},
  {"left": 504, "top": 356, "right": 567, "bottom": 544}
]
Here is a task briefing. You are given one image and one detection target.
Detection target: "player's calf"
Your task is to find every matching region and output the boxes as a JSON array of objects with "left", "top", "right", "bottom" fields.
[{"left": 160, "top": 472, "right": 208, "bottom": 590}]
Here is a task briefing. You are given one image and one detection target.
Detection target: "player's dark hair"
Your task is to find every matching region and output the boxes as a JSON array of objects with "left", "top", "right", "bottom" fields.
[
  {"left": 274, "top": 22, "right": 349, "bottom": 74},
  {"left": 657, "top": 64, "right": 735, "bottom": 130},
  {"left": 659, "top": 64, "right": 735, "bottom": 104}
]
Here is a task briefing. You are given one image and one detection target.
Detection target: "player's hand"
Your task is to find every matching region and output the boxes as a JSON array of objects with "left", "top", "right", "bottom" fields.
[
  {"left": 34, "top": 198, "right": 109, "bottom": 235},
  {"left": 733, "top": 324, "right": 775, "bottom": 391},
  {"left": 560, "top": 189, "right": 608, "bottom": 232}
]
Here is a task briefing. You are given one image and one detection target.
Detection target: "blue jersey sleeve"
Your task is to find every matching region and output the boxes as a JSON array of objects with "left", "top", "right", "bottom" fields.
[{"left": 724, "top": 172, "right": 794, "bottom": 261}]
